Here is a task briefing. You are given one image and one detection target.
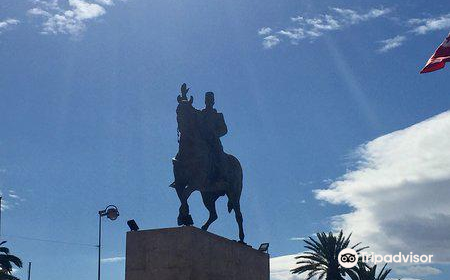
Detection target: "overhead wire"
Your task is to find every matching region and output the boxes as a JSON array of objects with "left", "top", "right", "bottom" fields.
[{"left": 4, "top": 234, "right": 97, "bottom": 248}]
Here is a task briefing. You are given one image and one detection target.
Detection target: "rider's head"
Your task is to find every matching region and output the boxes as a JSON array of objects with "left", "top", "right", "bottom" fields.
[{"left": 205, "top": 92, "right": 215, "bottom": 108}]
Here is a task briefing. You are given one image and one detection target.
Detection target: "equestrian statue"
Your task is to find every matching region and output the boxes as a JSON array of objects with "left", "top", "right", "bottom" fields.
[{"left": 170, "top": 83, "right": 245, "bottom": 242}]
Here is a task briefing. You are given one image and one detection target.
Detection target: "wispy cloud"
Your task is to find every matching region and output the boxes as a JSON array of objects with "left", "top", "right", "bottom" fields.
[
  {"left": 315, "top": 111, "right": 450, "bottom": 263},
  {"left": 258, "top": 27, "right": 272, "bottom": 36},
  {"left": 8, "top": 190, "right": 25, "bottom": 202},
  {"left": 101, "top": 256, "right": 125, "bottom": 263},
  {"left": 0, "top": 19, "right": 20, "bottom": 34},
  {"left": 258, "top": 7, "right": 391, "bottom": 48},
  {"left": 0, "top": 190, "right": 24, "bottom": 210},
  {"left": 409, "top": 13, "right": 450, "bottom": 35},
  {"left": 28, "top": 0, "right": 122, "bottom": 36},
  {"left": 289, "top": 237, "right": 305, "bottom": 241},
  {"left": 378, "top": 13, "right": 450, "bottom": 53},
  {"left": 31, "top": 0, "right": 60, "bottom": 10},
  {"left": 95, "top": 0, "right": 114, "bottom": 6},
  {"left": 262, "top": 35, "right": 281, "bottom": 49},
  {"left": 8, "top": 193, "right": 20, "bottom": 199},
  {"left": 261, "top": 8, "right": 450, "bottom": 53},
  {"left": 332, "top": 8, "right": 391, "bottom": 24},
  {"left": 378, "top": 35, "right": 406, "bottom": 52}
]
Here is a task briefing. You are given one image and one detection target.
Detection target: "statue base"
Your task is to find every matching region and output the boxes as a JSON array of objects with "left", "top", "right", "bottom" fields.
[{"left": 125, "top": 226, "right": 269, "bottom": 280}]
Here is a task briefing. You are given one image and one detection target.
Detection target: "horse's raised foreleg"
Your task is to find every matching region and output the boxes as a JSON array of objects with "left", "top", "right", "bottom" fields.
[{"left": 201, "top": 192, "right": 218, "bottom": 231}]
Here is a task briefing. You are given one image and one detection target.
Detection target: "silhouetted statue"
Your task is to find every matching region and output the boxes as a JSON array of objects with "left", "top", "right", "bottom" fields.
[{"left": 170, "top": 83, "right": 245, "bottom": 242}]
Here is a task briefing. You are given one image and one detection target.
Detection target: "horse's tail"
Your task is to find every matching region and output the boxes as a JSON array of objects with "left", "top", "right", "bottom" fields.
[{"left": 226, "top": 154, "right": 243, "bottom": 213}]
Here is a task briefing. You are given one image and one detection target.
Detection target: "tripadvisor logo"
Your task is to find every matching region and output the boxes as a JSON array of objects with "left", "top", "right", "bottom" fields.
[
  {"left": 338, "top": 248, "right": 434, "bottom": 268},
  {"left": 338, "top": 248, "right": 358, "bottom": 268}
]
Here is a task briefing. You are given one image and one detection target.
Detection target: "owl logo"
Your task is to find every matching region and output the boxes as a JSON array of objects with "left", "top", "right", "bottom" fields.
[{"left": 338, "top": 248, "right": 358, "bottom": 268}]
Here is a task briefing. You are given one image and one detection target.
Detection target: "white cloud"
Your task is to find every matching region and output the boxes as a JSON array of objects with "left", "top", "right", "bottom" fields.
[
  {"left": 315, "top": 111, "right": 450, "bottom": 262},
  {"left": 0, "top": 19, "right": 20, "bottom": 34},
  {"left": 28, "top": 0, "right": 117, "bottom": 36},
  {"left": 258, "top": 27, "right": 272, "bottom": 36},
  {"left": 96, "top": 0, "right": 114, "bottom": 5},
  {"left": 8, "top": 193, "right": 19, "bottom": 199},
  {"left": 101, "top": 256, "right": 125, "bottom": 263},
  {"left": 263, "top": 35, "right": 280, "bottom": 49},
  {"left": 260, "top": 7, "right": 391, "bottom": 47},
  {"left": 304, "top": 15, "right": 341, "bottom": 31},
  {"left": 378, "top": 13, "right": 450, "bottom": 53},
  {"left": 410, "top": 13, "right": 450, "bottom": 35},
  {"left": 70, "top": 0, "right": 105, "bottom": 20},
  {"left": 378, "top": 35, "right": 406, "bottom": 52},
  {"left": 278, "top": 28, "right": 305, "bottom": 42},
  {"left": 289, "top": 237, "right": 305, "bottom": 241},
  {"left": 31, "top": 0, "right": 61, "bottom": 11},
  {"left": 394, "top": 265, "right": 441, "bottom": 277},
  {"left": 291, "top": 16, "right": 303, "bottom": 22},
  {"left": 270, "top": 254, "right": 304, "bottom": 280},
  {"left": 332, "top": 8, "right": 391, "bottom": 24},
  {"left": 28, "top": 8, "right": 52, "bottom": 17}
]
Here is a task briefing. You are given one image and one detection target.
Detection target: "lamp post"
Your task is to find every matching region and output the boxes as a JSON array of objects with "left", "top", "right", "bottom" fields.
[{"left": 98, "top": 205, "right": 119, "bottom": 280}]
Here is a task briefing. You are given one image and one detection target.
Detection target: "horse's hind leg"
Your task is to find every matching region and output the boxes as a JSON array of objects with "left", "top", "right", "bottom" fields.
[
  {"left": 201, "top": 192, "right": 218, "bottom": 231},
  {"left": 229, "top": 194, "right": 244, "bottom": 242},
  {"left": 234, "top": 202, "right": 244, "bottom": 242}
]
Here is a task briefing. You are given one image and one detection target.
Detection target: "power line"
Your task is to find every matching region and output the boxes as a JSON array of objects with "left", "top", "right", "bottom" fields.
[{"left": 4, "top": 234, "right": 97, "bottom": 248}]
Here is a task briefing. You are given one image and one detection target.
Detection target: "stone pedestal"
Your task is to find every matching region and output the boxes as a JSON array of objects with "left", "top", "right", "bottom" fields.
[{"left": 125, "top": 226, "right": 269, "bottom": 280}]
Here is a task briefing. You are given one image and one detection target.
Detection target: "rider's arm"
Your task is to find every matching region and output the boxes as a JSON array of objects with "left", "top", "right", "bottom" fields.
[{"left": 216, "top": 113, "right": 228, "bottom": 137}]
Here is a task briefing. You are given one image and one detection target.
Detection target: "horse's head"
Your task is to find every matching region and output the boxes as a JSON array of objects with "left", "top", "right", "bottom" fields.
[{"left": 176, "top": 94, "right": 196, "bottom": 134}]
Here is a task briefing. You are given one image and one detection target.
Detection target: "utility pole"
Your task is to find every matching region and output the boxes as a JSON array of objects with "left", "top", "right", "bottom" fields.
[{"left": 27, "top": 262, "right": 32, "bottom": 280}]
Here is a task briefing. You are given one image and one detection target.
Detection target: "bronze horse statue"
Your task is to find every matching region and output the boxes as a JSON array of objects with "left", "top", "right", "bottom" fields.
[{"left": 171, "top": 88, "right": 245, "bottom": 242}]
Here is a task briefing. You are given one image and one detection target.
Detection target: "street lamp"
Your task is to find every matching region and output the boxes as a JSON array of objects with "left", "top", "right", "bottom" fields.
[{"left": 98, "top": 205, "right": 119, "bottom": 280}]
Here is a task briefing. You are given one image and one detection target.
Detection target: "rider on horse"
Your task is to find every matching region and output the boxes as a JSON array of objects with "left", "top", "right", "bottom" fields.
[
  {"left": 170, "top": 88, "right": 228, "bottom": 188},
  {"left": 170, "top": 84, "right": 245, "bottom": 242},
  {"left": 200, "top": 92, "right": 228, "bottom": 181}
]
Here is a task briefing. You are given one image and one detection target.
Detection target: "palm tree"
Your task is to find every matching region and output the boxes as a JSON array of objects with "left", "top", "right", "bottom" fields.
[
  {"left": 0, "top": 241, "right": 22, "bottom": 280},
  {"left": 347, "top": 262, "right": 392, "bottom": 280},
  {"left": 291, "top": 230, "right": 367, "bottom": 280}
]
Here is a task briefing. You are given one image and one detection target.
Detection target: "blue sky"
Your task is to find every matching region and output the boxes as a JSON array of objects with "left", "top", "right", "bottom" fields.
[{"left": 1, "top": 0, "right": 450, "bottom": 279}]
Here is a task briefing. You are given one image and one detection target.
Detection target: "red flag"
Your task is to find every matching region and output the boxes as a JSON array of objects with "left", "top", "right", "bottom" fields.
[{"left": 420, "top": 32, "right": 450, "bottom": 74}]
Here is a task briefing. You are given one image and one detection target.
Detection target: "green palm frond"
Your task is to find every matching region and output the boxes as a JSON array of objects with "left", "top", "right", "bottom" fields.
[
  {"left": 350, "top": 261, "right": 393, "bottom": 280},
  {"left": 0, "top": 241, "right": 22, "bottom": 280},
  {"left": 0, "top": 271, "right": 21, "bottom": 280},
  {"left": 291, "top": 230, "right": 366, "bottom": 280},
  {"left": 0, "top": 248, "right": 9, "bottom": 255}
]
